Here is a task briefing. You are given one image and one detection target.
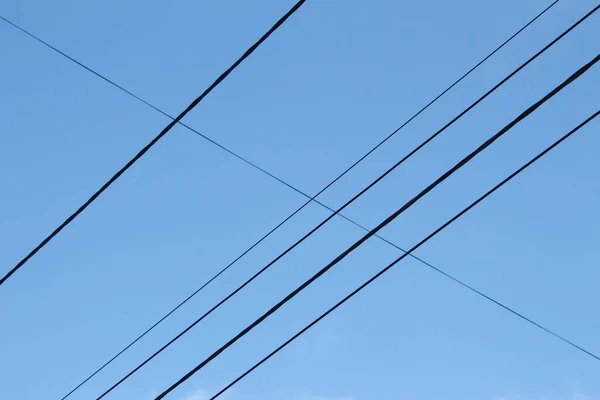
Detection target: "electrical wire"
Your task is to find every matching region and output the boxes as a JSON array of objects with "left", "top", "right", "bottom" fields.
[
  {"left": 55, "top": 3, "right": 596, "bottom": 398},
  {"left": 149, "top": 51, "right": 600, "bottom": 400},
  {"left": 0, "top": 2, "right": 560, "bottom": 216},
  {"left": 209, "top": 108, "right": 600, "bottom": 400},
  {"left": 92, "top": 14, "right": 600, "bottom": 399},
  {"left": 4, "top": 2, "right": 593, "bottom": 398},
  {"left": 155, "top": 55, "right": 600, "bottom": 399},
  {"left": 0, "top": 0, "right": 308, "bottom": 286},
  {"left": 0, "top": 2, "right": 565, "bottom": 398}
]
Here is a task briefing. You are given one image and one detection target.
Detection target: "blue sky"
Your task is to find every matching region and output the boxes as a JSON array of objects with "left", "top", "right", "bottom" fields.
[{"left": 1, "top": 0, "right": 599, "bottom": 399}]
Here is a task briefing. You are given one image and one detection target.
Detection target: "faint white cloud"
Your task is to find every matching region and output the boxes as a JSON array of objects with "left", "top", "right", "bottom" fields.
[
  {"left": 298, "top": 396, "right": 354, "bottom": 400},
  {"left": 176, "top": 390, "right": 353, "bottom": 400},
  {"left": 492, "top": 394, "right": 599, "bottom": 400},
  {"left": 572, "top": 394, "right": 600, "bottom": 400},
  {"left": 181, "top": 390, "right": 208, "bottom": 400},
  {"left": 177, "top": 388, "right": 235, "bottom": 400}
]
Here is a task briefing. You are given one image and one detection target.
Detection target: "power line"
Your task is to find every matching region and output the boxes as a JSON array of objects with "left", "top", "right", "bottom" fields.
[
  {"left": 0, "top": 1, "right": 562, "bottom": 289},
  {"left": 92, "top": 10, "right": 599, "bottom": 399},
  {"left": 0, "top": 3, "right": 563, "bottom": 221},
  {"left": 3, "top": 2, "right": 590, "bottom": 397},
  {"left": 59, "top": 4, "right": 598, "bottom": 398},
  {"left": 151, "top": 51, "right": 600, "bottom": 399},
  {"left": 0, "top": 3, "right": 563, "bottom": 398},
  {"left": 209, "top": 108, "right": 600, "bottom": 400},
  {"left": 0, "top": 0, "right": 308, "bottom": 286},
  {"left": 155, "top": 52, "right": 600, "bottom": 400},
  {"left": 0, "top": 0, "right": 561, "bottom": 296},
  {"left": 0, "top": 2, "right": 560, "bottom": 213},
  {"left": 29, "top": 4, "right": 571, "bottom": 399}
]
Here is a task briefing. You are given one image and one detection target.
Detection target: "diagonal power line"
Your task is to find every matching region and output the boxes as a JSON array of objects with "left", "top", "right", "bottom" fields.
[
  {"left": 0, "top": 1, "right": 560, "bottom": 210},
  {"left": 154, "top": 51, "right": 600, "bottom": 400},
  {"left": 82, "top": 4, "right": 600, "bottom": 399},
  {"left": 0, "top": 2, "right": 568, "bottom": 396},
  {"left": 0, "top": 2, "right": 561, "bottom": 288},
  {"left": 5, "top": 1, "right": 597, "bottom": 398},
  {"left": 209, "top": 109, "right": 600, "bottom": 400},
  {"left": 4, "top": 1, "right": 596, "bottom": 398},
  {"left": 0, "top": 0, "right": 309, "bottom": 286}
]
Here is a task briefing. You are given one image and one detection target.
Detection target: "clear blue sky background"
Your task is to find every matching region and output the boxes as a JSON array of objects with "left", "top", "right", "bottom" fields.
[{"left": 1, "top": 0, "right": 599, "bottom": 399}]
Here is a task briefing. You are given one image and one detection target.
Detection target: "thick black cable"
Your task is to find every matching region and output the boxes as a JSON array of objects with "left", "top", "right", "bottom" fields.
[
  {"left": 0, "top": 0, "right": 567, "bottom": 391},
  {"left": 154, "top": 52, "right": 600, "bottom": 400},
  {"left": 0, "top": 3, "right": 563, "bottom": 398},
  {"left": 0, "top": 2, "right": 560, "bottom": 212},
  {"left": 3, "top": 1, "right": 582, "bottom": 396},
  {"left": 210, "top": 109, "right": 600, "bottom": 400},
  {"left": 0, "top": 0, "right": 308, "bottom": 286},
  {"left": 21, "top": 2, "right": 565, "bottom": 397},
  {"left": 94, "top": 13, "right": 599, "bottom": 399},
  {"left": 0, "top": 0, "right": 561, "bottom": 293}
]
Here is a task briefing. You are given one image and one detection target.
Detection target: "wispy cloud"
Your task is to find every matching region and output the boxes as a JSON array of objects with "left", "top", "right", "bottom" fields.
[
  {"left": 174, "top": 389, "right": 354, "bottom": 400},
  {"left": 181, "top": 390, "right": 208, "bottom": 400},
  {"left": 178, "top": 388, "right": 235, "bottom": 400},
  {"left": 493, "top": 393, "right": 599, "bottom": 400},
  {"left": 571, "top": 394, "right": 600, "bottom": 400}
]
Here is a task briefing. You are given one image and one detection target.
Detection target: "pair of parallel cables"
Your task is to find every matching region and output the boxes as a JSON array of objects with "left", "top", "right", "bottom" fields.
[
  {"left": 1, "top": 1, "right": 599, "bottom": 399},
  {"left": 154, "top": 33, "right": 600, "bottom": 400}
]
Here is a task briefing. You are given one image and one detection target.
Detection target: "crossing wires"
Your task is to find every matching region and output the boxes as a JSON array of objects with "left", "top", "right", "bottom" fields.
[
  {"left": 152, "top": 53, "right": 600, "bottom": 399},
  {"left": 207, "top": 108, "right": 600, "bottom": 400},
  {"left": 88, "top": 5, "right": 600, "bottom": 396},
  {"left": 30, "top": 1, "right": 575, "bottom": 397},
  {"left": 103, "top": 47, "right": 600, "bottom": 399},
  {"left": 0, "top": 0, "right": 308, "bottom": 286}
]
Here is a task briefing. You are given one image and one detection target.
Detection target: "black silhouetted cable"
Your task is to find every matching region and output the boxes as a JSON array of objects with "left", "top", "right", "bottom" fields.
[
  {"left": 47, "top": 5, "right": 572, "bottom": 400},
  {"left": 151, "top": 51, "right": 600, "bottom": 400},
  {"left": 1, "top": 3, "right": 564, "bottom": 398},
  {"left": 0, "top": 1, "right": 567, "bottom": 393},
  {"left": 0, "top": 2, "right": 561, "bottom": 286},
  {"left": 0, "top": 2, "right": 561, "bottom": 212},
  {"left": 0, "top": 0, "right": 308, "bottom": 286},
  {"left": 93, "top": 13, "right": 599, "bottom": 400},
  {"left": 154, "top": 53, "right": 600, "bottom": 400},
  {"left": 0, "top": 1, "right": 561, "bottom": 288},
  {"left": 209, "top": 109, "right": 600, "bottom": 400}
]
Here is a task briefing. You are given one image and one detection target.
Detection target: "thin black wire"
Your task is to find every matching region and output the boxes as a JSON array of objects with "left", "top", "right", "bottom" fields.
[
  {"left": 0, "top": 0, "right": 560, "bottom": 388},
  {"left": 0, "top": 2, "right": 561, "bottom": 214},
  {"left": 0, "top": 2, "right": 563, "bottom": 398},
  {"left": 0, "top": 0, "right": 561, "bottom": 290},
  {"left": 0, "top": 1, "right": 553, "bottom": 397},
  {"left": 2, "top": 1, "right": 585, "bottom": 396},
  {"left": 154, "top": 52, "right": 600, "bottom": 400},
  {"left": 94, "top": 12, "right": 600, "bottom": 399},
  {"left": 209, "top": 109, "right": 600, "bottom": 400},
  {"left": 30, "top": 3, "right": 568, "bottom": 399},
  {"left": 0, "top": 0, "right": 308, "bottom": 286}
]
